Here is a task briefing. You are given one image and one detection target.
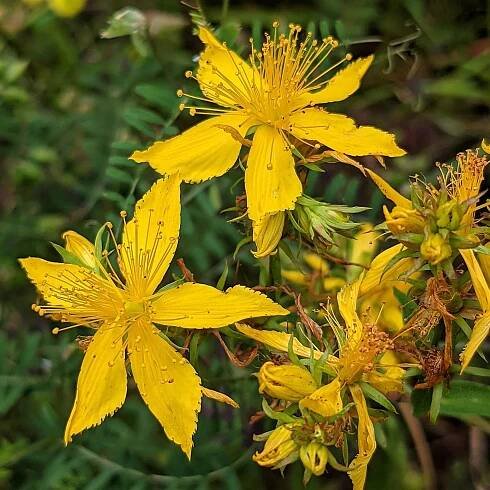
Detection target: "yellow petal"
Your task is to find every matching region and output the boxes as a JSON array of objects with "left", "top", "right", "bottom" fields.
[
  {"left": 365, "top": 168, "right": 412, "bottom": 208},
  {"left": 460, "top": 312, "right": 490, "bottom": 372},
  {"left": 201, "top": 387, "right": 239, "bottom": 408},
  {"left": 131, "top": 114, "right": 251, "bottom": 183},
  {"left": 364, "top": 351, "right": 404, "bottom": 394},
  {"left": 63, "top": 230, "right": 97, "bottom": 269},
  {"left": 128, "top": 321, "right": 202, "bottom": 458},
  {"left": 236, "top": 323, "right": 327, "bottom": 360},
  {"left": 289, "top": 108, "right": 405, "bottom": 157},
  {"left": 64, "top": 323, "right": 127, "bottom": 444},
  {"left": 300, "top": 377, "right": 343, "bottom": 417},
  {"left": 303, "top": 56, "right": 374, "bottom": 104},
  {"left": 197, "top": 27, "right": 255, "bottom": 107},
  {"left": 121, "top": 175, "right": 181, "bottom": 297},
  {"left": 482, "top": 139, "right": 490, "bottom": 154},
  {"left": 252, "top": 212, "right": 285, "bottom": 258},
  {"left": 245, "top": 125, "right": 302, "bottom": 221},
  {"left": 479, "top": 250, "right": 490, "bottom": 286},
  {"left": 19, "top": 257, "right": 114, "bottom": 310},
  {"left": 338, "top": 279, "right": 363, "bottom": 345},
  {"left": 461, "top": 249, "right": 490, "bottom": 311},
  {"left": 359, "top": 244, "right": 413, "bottom": 296},
  {"left": 348, "top": 385, "right": 376, "bottom": 490},
  {"left": 347, "top": 224, "right": 378, "bottom": 280},
  {"left": 152, "top": 283, "right": 288, "bottom": 328}
]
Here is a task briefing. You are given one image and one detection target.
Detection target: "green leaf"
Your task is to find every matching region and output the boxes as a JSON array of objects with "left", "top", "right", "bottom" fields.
[
  {"left": 50, "top": 243, "right": 86, "bottom": 267},
  {"left": 440, "top": 380, "right": 490, "bottom": 418},
  {"left": 359, "top": 381, "right": 398, "bottom": 413},
  {"left": 429, "top": 382, "right": 443, "bottom": 423},
  {"left": 262, "top": 399, "right": 297, "bottom": 424},
  {"left": 411, "top": 388, "right": 432, "bottom": 417},
  {"left": 189, "top": 332, "right": 201, "bottom": 368},
  {"left": 101, "top": 7, "right": 146, "bottom": 39},
  {"left": 287, "top": 333, "right": 303, "bottom": 368},
  {"left": 216, "top": 260, "right": 229, "bottom": 291}
]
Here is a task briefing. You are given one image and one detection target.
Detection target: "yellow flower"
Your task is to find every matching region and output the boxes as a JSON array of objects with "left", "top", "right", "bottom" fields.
[
  {"left": 131, "top": 24, "right": 405, "bottom": 247},
  {"left": 258, "top": 361, "right": 317, "bottom": 401},
  {"left": 237, "top": 277, "right": 404, "bottom": 490},
  {"left": 253, "top": 425, "right": 299, "bottom": 467},
  {"left": 48, "top": 0, "right": 86, "bottom": 17},
  {"left": 20, "top": 174, "right": 287, "bottom": 457}
]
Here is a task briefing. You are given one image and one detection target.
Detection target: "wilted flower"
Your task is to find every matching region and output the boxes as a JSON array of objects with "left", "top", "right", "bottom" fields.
[{"left": 253, "top": 425, "right": 299, "bottom": 468}]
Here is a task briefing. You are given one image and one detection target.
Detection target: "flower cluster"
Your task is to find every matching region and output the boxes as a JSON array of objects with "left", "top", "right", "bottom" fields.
[{"left": 20, "top": 20, "right": 490, "bottom": 490}]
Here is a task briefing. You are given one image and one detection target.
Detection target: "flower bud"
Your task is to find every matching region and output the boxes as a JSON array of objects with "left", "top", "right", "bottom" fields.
[
  {"left": 449, "top": 233, "right": 480, "bottom": 250},
  {"left": 294, "top": 196, "right": 364, "bottom": 245},
  {"left": 420, "top": 233, "right": 452, "bottom": 264},
  {"left": 252, "top": 212, "right": 285, "bottom": 258},
  {"left": 299, "top": 442, "right": 329, "bottom": 476},
  {"left": 253, "top": 425, "right": 298, "bottom": 467},
  {"left": 63, "top": 231, "right": 97, "bottom": 269},
  {"left": 384, "top": 206, "right": 425, "bottom": 235},
  {"left": 48, "top": 0, "right": 86, "bottom": 17},
  {"left": 436, "top": 201, "right": 462, "bottom": 231},
  {"left": 258, "top": 361, "right": 317, "bottom": 401}
]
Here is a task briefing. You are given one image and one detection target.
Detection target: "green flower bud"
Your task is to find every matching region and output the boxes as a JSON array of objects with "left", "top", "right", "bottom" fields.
[
  {"left": 420, "top": 233, "right": 452, "bottom": 264},
  {"left": 299, "top": 442, "right": 329, "bottom": 476}
]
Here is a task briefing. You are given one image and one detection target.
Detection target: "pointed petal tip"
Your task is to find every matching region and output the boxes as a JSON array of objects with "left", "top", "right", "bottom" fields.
[{"left": 130, "top": 149, "right": 149, "bottom": 163}]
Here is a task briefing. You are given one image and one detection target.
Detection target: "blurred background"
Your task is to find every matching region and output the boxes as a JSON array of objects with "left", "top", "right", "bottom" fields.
[{"left": 0, "top": 0, "right": 489, "bottom": 488}]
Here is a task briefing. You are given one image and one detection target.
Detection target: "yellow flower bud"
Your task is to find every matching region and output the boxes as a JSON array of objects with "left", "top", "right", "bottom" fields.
[
  {"left": 253, "top": 425, "right": 298, "bottom": 467},
  {"left": 258, "top": 361, "right": 317, "bottom": 401},
  {"left": 303, "top": 253, "right": 329, "bottom": 274},
  {"left": 323, "top": 277, "right": 346, "bottom": 291},
  {"left": 384, "top": 205, "right": 425, "bottom": 235},
  {"left": 299, "top": 442, "right": 329, "bottom": 476},
  {"left": 48, "top": 0, "right": 86, "bottom": 17},
  {"left": 63, "top": 230, "right": 97, "bottom": 269},
  {"left": 252, "top": 212, "right": 285, "bottom": 258},
  {"left": 420, "top": 233, "right": 452, "bottom": 264},
  {"left": 281, "top": 269, "right": 308, "bottom": 286}
]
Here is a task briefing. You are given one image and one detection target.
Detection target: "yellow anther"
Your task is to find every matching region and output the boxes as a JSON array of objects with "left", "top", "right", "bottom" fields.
[
  {"left": 176, "top": 89, "right": 184, "bottom": 97},
  {"left": 345, "top": 53, "right": 353, "bottom": 61},
  {"left": 185, "top": 70, "right": 193, "bottom": 78},
  {"left": 52, "top": 327, "right": 60, "bottom": 335}
]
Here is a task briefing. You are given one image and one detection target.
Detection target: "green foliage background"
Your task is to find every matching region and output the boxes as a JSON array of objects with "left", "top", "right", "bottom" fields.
[{"left": 0, "top": 0, "right": 488, "bottom": 488}]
